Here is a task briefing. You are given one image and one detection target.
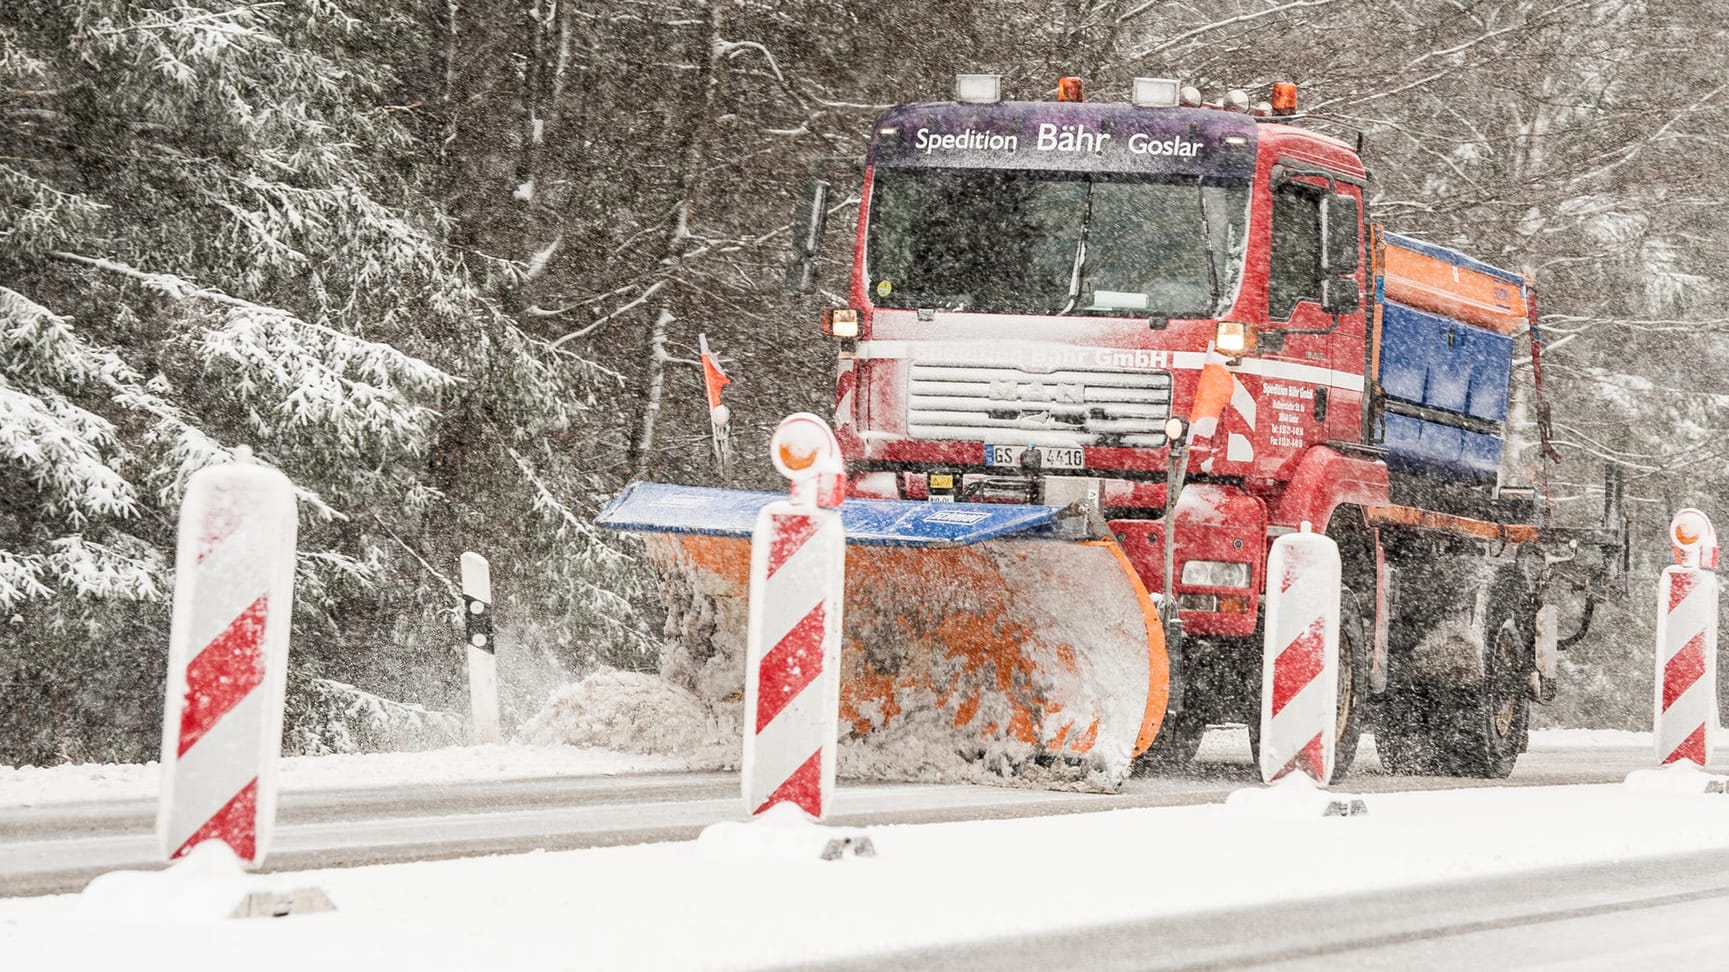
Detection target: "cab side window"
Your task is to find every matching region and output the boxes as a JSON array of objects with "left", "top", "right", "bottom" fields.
[{"left": 1268, "top": 184, "right": 1323, "bottom": 320}]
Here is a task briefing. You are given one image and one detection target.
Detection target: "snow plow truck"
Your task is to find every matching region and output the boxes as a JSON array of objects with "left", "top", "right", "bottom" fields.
[{"left": 599, "top": 76, "right": 1626, "bottom": 789}]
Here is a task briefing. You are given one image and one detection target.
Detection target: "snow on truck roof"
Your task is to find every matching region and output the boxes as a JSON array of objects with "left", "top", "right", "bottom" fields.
[{"left": 870, "top": 101, "right": 1260, "bottom": 179}]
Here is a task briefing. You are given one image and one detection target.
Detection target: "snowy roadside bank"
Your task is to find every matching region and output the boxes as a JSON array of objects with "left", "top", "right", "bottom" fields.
[{"left": 4, "top": 780, "right": 1729, "bottom": 970}]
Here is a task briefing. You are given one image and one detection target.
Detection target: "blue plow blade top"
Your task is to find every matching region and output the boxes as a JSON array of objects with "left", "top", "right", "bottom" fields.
[{"left": 596, "top": 482, "right": 1071, "bottom": 548}]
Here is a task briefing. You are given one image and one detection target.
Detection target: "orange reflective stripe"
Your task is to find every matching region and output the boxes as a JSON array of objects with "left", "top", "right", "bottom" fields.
[
  {"left": 1363, "top": 505, "right": 1539, "bottom": 543},
  {"left": 1381, "top": 244, "right": 1529, "bottom": 334}
]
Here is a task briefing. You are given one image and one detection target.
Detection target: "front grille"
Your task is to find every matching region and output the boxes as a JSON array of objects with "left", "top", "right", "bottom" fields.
[{"left": 907, "top": 362, "right": 1173, "bottom": 447}]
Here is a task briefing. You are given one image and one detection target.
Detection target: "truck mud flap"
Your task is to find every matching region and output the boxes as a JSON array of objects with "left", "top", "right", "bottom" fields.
[{"left": 602, "top": 483, "right": 1169, "bottom": 789}]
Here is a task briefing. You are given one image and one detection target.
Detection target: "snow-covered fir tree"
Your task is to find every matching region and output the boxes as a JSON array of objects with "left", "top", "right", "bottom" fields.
[{"left": 0, "top": 1, "right": 648, "bottom": 763}]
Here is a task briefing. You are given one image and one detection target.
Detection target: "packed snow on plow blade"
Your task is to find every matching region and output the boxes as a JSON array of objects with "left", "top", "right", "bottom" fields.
[{"left": 598, "top": 482, "right": 1168, "bottom": 790}]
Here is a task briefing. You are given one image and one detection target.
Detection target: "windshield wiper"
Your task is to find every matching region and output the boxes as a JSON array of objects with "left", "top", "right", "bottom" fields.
[
  {"left": 1056, "top": 180, "right": 1095, "bottom": 315},
  {"left": 1195, "top": 177, "right": 1222, "bottom": 317}
]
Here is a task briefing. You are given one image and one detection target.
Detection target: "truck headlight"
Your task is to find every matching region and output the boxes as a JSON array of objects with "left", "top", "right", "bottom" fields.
[
  {"left": 1215, "top": 320, "right": 1254, "bottom": 355},
  {"left": 823, "top": 307, "right": 860, "bottom": 339},
  {"left": 1181, "top": 559, "right": 1251, "bottom": 588}
]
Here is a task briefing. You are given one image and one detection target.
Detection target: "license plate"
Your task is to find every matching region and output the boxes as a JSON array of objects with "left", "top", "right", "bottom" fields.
[{"left": 984, "top": 445, "right": 1085, "bottom": 469}]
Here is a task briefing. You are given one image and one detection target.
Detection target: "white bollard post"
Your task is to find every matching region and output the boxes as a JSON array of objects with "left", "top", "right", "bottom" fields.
[
  {"left": 1259, "top": 522, "right": 1341, "bottom": 786},
  {"left": 158, "top": 456, "right": 297, "bottom": 866},
  {"left": 742, "top": 413, "right": 846, "bottom": 818},
  {"left": 1655, "top": 509, "right": 1718, "bottom": 767},
  {"left": 461, "top": 552, "right": 501, "bottom": 745}
]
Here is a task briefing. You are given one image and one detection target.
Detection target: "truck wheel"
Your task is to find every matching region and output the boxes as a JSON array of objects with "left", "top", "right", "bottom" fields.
[
  {"left": 1133, "top": 710, "right": 1206, "bottom": 775},
  {"left": 1423, "top": 568, "right": 1532, "bottom": 778},
  {"left": 1249, "top": 584, "right": 1368, "bottom": 782},
  {"left": 1375, "top": 690, "right": 1439, "bottom": 775},
  {"left": 1332, "top": 586, "right": 1369, "bottom": 779}
]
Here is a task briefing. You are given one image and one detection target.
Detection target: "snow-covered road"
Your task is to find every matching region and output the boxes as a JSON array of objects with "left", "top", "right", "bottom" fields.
[
  {"left": 808, "top": 845, "right": 1729, "bottom": 971},
  {"left": 1, "top": 728, "right": 1712, "bottom": 899},
  {"left": 7, "top": 740, "right": 1729, "bottom": 970}
]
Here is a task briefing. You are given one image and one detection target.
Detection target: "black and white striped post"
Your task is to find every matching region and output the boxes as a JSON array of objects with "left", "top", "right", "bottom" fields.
[{"left": 460, "top": 551, "right": 500, "bottom": 744}]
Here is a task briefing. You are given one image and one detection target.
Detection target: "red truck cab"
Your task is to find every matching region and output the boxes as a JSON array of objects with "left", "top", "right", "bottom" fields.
[{"left": 826, "top": 82, "right": 1388, "bottom": 641}]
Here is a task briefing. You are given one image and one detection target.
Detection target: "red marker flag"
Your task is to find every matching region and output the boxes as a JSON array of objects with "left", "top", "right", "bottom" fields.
[
  {"left": 699, "top": 333, "right": 732, "bottom": 473},
  {"left": 1189, "top": 342, "right": 1233, "bottom": 449},
  {"left": 700, "top": 333, "right": 730, "bottom": 411}
]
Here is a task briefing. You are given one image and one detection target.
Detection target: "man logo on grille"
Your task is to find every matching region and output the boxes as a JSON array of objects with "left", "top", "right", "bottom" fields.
[{"left": 988, "top": 380, "right": 1085, "bottom": 404}]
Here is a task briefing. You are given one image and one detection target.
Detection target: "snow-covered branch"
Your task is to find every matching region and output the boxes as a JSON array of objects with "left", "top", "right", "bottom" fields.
[
  {"left": 1129, "top": 0, "right": 1339, "bottom": 59},
  {"left": 549, "top": 280, "right": 666, "bottom": 346}
]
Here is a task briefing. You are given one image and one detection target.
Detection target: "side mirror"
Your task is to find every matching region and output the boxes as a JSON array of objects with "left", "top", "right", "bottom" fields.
[
  {"left": 1322, "top": 193, "right": 1360, "bottom": 275},
  {"left": 1321, "top": 276, "right": 1361, "bottom": 314},
  {"left": 783, "top": 178, "right": 830, "bottom": 295}
]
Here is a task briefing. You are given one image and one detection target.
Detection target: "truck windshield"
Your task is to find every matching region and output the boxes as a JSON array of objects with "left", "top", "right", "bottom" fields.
[{"left": 866, "top": 167, "right": 1249, "bottom": 318}]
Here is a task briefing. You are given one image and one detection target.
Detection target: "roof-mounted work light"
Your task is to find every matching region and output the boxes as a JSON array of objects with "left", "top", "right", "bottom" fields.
[
  {"left": 954, "top": 74, "right": 1002, "bottom": 104},
  {"left": 1131, "top": 77, "right": 1181, "bottom": 108}
]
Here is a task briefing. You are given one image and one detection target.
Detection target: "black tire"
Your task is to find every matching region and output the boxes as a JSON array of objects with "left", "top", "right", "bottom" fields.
[
  {"left": 1374, "top": 690, "right": 1439, "bottom": 775},
  {"left": 1332, "top": 585, "right": 1370, "bottom": 779},
  {"left": 1380, "top": 565, "right": 1532, "bottom": 779},
  {"left": 1432, "top": 577, "right": 1532, "bottom": 777},
  {"left": 1249, "top": 583, "right": 1369, "bottom": 783},
  {"left": 1133, "top": 709, "right": 1206, "bottom": 775}
]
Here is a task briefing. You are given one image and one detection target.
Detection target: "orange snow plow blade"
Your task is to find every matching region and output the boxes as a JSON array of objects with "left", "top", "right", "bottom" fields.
[{"left": 602, "top": 483, "right": 1168, "bottom": 789}]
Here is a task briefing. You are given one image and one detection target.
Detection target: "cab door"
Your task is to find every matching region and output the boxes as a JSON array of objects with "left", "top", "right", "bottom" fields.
[{"left": 1264, "top": 169, "right": 1368, "bottom": 448}]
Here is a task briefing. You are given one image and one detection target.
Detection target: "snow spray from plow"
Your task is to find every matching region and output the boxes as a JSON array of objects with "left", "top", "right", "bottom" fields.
[{"left": 599, "top": 452, "right": 1168, "bottom": 792}]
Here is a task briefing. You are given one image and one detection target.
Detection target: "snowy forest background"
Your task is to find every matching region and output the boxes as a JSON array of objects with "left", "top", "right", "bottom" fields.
[{"left": 4, "top": 0, "right": 1726, "bottom": 765}]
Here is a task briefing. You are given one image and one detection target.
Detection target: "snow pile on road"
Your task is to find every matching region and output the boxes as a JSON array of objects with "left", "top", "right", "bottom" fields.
[
  {"left": 696, "top": 802, "right": 874, "bottom": 862},
  {"left": 76, "top": 842, "right": 275, "bottom": 923},
  {"left": 520, "top": 668, "right": 741, "bottom": 769}
]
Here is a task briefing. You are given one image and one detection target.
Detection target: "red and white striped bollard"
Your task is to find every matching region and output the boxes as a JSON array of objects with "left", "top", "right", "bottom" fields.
[
  {"left": 743, "top": 413, "right": 845, "bottom": 817},
  {"left": 1259, "top": 522, "right": 1341, "bottom": 785},
  {"left": 157, "top": 455, "right": 297, "bottom": 865},
  {"left": 1655, "top": 509, "right": 1719, "bottom": 767}
]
